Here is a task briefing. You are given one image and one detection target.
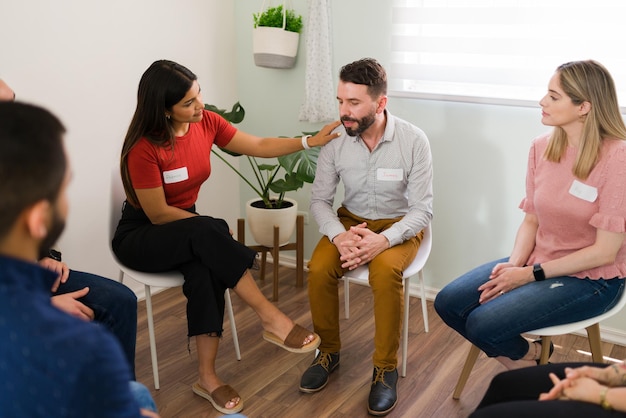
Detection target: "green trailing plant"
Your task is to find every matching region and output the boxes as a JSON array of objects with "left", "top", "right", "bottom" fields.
[
  {"left": 253, "top": 5, "right": 303, "bottom": 33},
  {"left": 205, "top": 102, "right": 319, "bottom": 209}
]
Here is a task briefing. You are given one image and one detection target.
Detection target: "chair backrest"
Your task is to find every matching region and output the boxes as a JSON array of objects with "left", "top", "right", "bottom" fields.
[
  {"left": 404, "top": 223, "right": 432, "bottom": 277},
  {"left": 109, "top": 168, "right": 126, "bottom": 245}
]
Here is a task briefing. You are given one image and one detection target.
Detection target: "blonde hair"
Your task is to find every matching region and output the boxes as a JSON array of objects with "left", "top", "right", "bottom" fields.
[{"left": 544, "top": 60, "right": 626, "bottom": 179}]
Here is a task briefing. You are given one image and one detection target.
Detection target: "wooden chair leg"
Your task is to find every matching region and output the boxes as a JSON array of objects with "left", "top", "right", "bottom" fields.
[
  {"left": 259, "top": 250, "right": 267, "bottom": 282},
  {"left": 296, "top": 214, "right": 304, "bottom": 287},
  {"left": 538, "top": 336, "right": 552, "bottom": 364},
  {"left": 453, "top": 344, "right": 481, "bottom": 400},
  {"left": 272, "top": 225, "right": 280, "bottom": 301},
  {"left": 586, "top": 323, "right": 604, "bottom": 363}
]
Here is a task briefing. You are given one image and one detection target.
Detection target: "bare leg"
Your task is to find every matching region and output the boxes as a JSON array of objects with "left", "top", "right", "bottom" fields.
[
  {"left": 496, "top": 340, "right": 540, "bottom": 370},
  {"left": 233, "top": 271, "right": 315, "bottom": 345},
  {"left": 196, "top": 334, "right": 241, "bottom": 410}
]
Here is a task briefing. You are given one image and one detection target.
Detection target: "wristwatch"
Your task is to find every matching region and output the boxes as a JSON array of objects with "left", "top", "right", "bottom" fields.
[
  {"left": 49, "top": 249, "right": 62, "bottom": 262},
  {"left": 533, "top": 263, "right": 545, "bottom": 281}
]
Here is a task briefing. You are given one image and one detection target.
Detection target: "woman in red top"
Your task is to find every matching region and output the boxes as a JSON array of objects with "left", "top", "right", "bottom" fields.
[{"left": 113, "top": 60, "right": 340, "bottom": 415}]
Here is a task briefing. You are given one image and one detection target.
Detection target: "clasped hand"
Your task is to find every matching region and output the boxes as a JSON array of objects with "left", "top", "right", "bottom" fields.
[
  {"left": 539, "top": 365, "right": 612, "bottom": 404},
  {"left": 335, "top": 222, "right": 390, "bottom": 270},
  {"left": 477, "top": 262, "right": 533, "bottom": 304}
]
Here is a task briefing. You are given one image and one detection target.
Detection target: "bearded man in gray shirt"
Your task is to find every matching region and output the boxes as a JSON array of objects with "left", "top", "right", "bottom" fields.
[{"left": 300, "top": 58, "right": 433, "bottom": 416}]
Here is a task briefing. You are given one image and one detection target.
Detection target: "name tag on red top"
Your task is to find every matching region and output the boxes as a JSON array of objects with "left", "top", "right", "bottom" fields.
[{"left": 163, "top": 167, "right": 189, "bottom": 184}]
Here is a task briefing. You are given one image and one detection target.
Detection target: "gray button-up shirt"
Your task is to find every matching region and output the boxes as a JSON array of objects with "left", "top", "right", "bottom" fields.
[{"left": 310, "top": 111, "right": 433, "bottom": 247}]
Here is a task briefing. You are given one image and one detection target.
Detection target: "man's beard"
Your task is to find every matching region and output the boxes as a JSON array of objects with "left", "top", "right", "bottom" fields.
[
  {"left": 38, "top": 206, "right": 66, "bottom": 260},
  {"left": 341, "top": 111, "right": 376, "bottom": 137}
]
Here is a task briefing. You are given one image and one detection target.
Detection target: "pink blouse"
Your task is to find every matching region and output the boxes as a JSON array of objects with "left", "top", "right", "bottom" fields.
[{"left": 520, "top": 133, "right": 626, "bottom": 280}]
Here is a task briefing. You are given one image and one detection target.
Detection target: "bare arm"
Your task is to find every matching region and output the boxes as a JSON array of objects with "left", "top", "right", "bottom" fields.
[
  {"left": 223, "top": 120, "right": 341, "bottom": 157},
  {"left": 135, "top": 187, "right": 197, "bottom": 225},
  {"left": 508, "top": 213, "right": 539, "bottom": 267},
  {"left": 481, "top": 215, "right": 624, "bottom": 303}
]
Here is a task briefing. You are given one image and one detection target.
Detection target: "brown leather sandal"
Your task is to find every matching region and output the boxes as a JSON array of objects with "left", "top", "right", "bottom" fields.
[{"left": 262, "top": 324, "right": 320, "bottom": 353}]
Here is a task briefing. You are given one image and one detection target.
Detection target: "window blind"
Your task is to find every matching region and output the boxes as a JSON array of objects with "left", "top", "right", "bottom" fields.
[{"left": 390, "top": 0, "right": 626, "bottom": 108}]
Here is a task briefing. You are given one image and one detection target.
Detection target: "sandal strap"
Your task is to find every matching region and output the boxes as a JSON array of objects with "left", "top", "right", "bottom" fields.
[
  {"left": 284, "top": 324, "right": 313, "bottom": 349},
  {"left": 211, "top": 385, "right": 240, "bottom": 408}
]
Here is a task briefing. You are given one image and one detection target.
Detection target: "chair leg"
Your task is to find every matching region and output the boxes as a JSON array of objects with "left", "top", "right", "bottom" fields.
[
  {"left": 586, "top": 323, "right": 604, "bottom": 363},
  {"left": 144, "top": 285, "right": 160, "bottom": 390},
  {"left": 225, "top": 289, "right": 241, "bottom": 361},
  {"left": 418, "top": 270, "right": 429, "bottom": 333},
  {"left": 538, "top": 336, "right": 552, "bottom": 364},
  {"left": 272, "top": 225, "right": 280, "bottom": 301},
  {"left": 401, "top": 276, "right": 410, "bottom": 377},
  {"left": 453, "top": 344, "right": 481, "bottom": 400},
  {"left": 296, "top": 215, "right": 304, "bottom": 288},
  {"left": 344, "top": 277, "right": 350, "bottom": 319}
]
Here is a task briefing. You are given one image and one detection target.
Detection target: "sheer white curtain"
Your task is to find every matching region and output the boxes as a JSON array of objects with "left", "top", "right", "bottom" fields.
[
  {"left": 390, "top": 0, "right": 626, "bottom": 108},
  {"left": 299, "top": 0, "right": 335, "bottom": 122}
]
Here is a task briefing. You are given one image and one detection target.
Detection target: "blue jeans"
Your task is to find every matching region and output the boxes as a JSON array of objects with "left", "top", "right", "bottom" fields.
[
  {"left": 55, "top": 270, "right": 138, "bottom": 378},
  {"left": 129, "top": 381, "right": 158, "bottom": 412},
  {"left": 434, "top": 258, "right": 625, "bottom": 359}
]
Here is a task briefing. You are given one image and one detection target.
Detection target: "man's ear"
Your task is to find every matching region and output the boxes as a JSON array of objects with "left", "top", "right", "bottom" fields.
[
  {"left": 24, "top": 200, "right": 51, "bottom": 240},
  {"left": 376, "top": 95, "right": 388, "bottom": 114}
]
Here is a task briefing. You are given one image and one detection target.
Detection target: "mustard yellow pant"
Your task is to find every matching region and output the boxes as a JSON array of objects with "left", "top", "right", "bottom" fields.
[{"left": 307, "top": 207, "right": 422, "bottom": 370}]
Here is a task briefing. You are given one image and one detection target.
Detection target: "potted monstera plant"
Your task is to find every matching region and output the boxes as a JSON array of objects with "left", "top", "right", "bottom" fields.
[
  {"left": 252, "top": 4, "right": 303, "bottom": 69},
  {"left": 205, "top": 102, "right": 318, "bottom": 246}
]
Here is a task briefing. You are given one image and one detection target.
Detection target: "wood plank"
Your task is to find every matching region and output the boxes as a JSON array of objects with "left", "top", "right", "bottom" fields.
[{"left": 135, "top": 264, "right": 625, "bottom": 417}]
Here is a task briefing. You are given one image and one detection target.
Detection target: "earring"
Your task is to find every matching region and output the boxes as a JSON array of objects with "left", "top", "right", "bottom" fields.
[{"left": 165, "top": 114, "right": 171, "bottom": 120}]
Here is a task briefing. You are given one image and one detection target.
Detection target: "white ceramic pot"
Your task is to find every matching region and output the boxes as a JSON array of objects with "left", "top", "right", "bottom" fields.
[
  {"left": 252, "top": 27, "right": 300, "bottom": 69},
  {"left": 245, "top": 197, "right": 298, "bottom": 247}
]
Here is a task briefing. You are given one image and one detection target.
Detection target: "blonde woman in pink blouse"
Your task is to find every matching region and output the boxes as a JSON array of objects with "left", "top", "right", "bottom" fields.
[{"left": 435, "top": 60, "right": 626, "bottom": 370}]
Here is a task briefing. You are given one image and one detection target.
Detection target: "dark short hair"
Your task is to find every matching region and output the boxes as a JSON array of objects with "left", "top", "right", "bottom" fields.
[
  {"left": 339, "top": 58, "right": 387, "bottom": 98},
  {"left": 0, "top": 102, "right": 66, "bottom": 237}
]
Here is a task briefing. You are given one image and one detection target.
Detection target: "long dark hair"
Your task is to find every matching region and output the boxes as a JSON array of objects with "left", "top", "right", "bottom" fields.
[{"left": 121, "top": 60, "right": 197, "bottom": 207}]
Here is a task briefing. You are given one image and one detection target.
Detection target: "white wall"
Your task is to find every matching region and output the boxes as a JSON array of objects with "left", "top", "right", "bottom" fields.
[
  {"left": 231, "top": 0, "right": 626, "bottom": 340},
  {"left": 0, "top": 0, "right": 241, "bottom": 294}
]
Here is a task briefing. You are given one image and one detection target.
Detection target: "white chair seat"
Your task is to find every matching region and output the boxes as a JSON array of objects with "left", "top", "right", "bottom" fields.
[
  {"left": 452, "top": 286, "right": 626, "bottom": 399},
  {"left": 343, "top": 224, "right": 432, "bottom": 377}
]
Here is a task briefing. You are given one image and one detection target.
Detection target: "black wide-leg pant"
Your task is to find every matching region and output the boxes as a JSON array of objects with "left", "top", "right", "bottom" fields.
[
  {"left": 112, "top": 202, "right": 256, "bottom": 337},
  {"left": 470, "top": 362, "right": 625, "bottom": 418}
]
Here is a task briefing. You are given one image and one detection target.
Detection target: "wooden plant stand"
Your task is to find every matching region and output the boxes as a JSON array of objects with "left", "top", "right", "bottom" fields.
[{"left": 237, "top": 215, "right": 304, "bottom": 301}]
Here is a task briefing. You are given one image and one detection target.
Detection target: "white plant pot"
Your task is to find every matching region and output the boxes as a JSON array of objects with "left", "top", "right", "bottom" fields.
[
  {"left": 253, "top": 27, "right": 300, "bottom": 69},
  {"left": 246, "top": 198, "right": 298, "bottom": 247}
]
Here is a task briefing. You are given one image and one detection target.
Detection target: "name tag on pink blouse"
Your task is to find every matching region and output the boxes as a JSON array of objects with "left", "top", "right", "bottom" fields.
[
  {"left": 377, "top": 168, "right": 403, "bottom": 181},
  {"left": 569, "top": 179, "right": 597, "bottom": 202},
  {"left": 163, "top": 167, "right": 189, "bottom": 184}
]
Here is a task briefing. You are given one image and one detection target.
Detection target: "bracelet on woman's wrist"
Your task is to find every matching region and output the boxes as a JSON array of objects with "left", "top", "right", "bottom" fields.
[
  {"left": 301, "top": 135, "right": 312, "bottom": 150},
  {"left": 600, "top": 386, "right": 613, "bottom": 410}
]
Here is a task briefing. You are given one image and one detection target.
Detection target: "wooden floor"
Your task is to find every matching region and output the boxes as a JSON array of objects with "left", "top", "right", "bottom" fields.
[{"left": 135, "top": 264, "right": 626, "bottom": 418}]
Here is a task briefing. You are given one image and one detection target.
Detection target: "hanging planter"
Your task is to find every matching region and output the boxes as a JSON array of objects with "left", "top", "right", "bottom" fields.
[{"left": 252, "top": 2, "right": 303, "bottom": 69}]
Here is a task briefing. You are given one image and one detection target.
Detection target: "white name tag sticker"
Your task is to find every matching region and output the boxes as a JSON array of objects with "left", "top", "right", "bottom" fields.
[
  {"left": 377, "top": 168, "right": 403, "bottom": 181},
  {"left": 569, "top": 179, "right": 597, "bottom": 202},
  {"left": 163, "top": 167, "right": 189, "bottom": 184}
]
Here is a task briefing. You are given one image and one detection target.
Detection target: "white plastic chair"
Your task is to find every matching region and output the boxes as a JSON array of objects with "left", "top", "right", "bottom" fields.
[
  {"left": 109, "top": 170, "right": 241, "bottom": 390},
  {"left": 343, "top": 224, "right": 432, "bottom": 377},
  {"left": 452, "top": 287, "right": 626, "bottom": 399}
]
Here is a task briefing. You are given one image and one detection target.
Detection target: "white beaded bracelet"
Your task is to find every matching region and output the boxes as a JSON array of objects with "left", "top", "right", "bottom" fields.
[{"left": 301, "top": 134, "right": 312, "bottom": 150}]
